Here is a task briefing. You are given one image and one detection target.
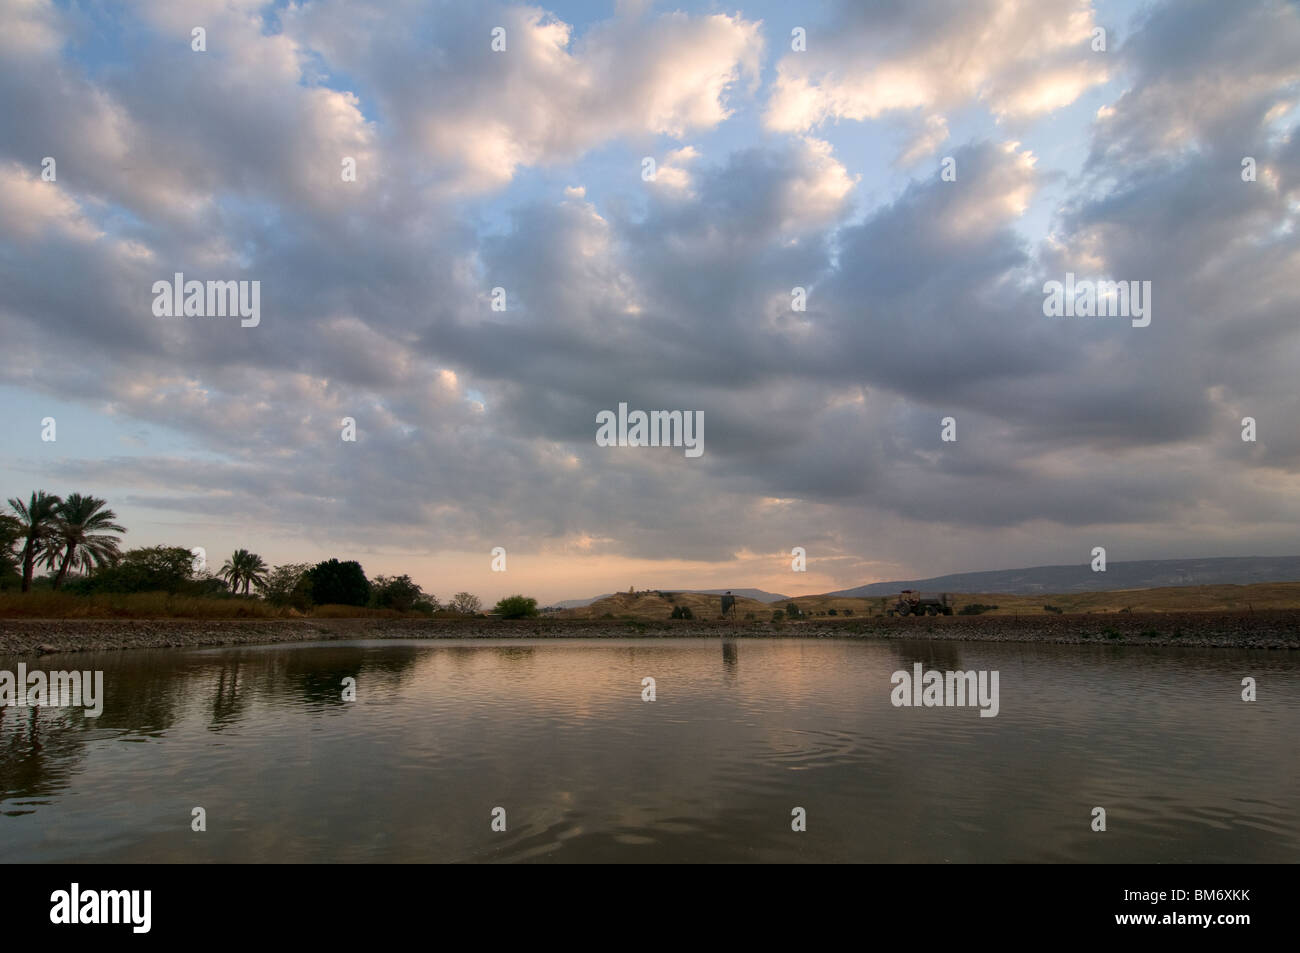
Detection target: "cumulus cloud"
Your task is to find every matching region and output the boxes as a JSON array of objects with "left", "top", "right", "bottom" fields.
[
  {"left": 0, "top": 0, "right": 1297, "bottom": 595},
  {"left": 283, "top": 1, "right": 763, "bottom": 193},
  {"left": 764, "top": 0, "right": 1110, "bottom": 163}
]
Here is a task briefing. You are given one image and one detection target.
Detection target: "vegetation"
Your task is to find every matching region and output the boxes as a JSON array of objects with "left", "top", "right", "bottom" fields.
[
  {"left": 958, "top": 603, "right": 999, "bottom": 615},
  {"left": 44, "top": 494, "right": 126, "bottom": 589},
  {"left": 670, "top": 604, "right": 694, "bottom": 619},
  {"left": 0, "top": 487, "right": 488, "bottom": 619},
  {"left": 261, "top": 563, "right": 313, "bottom": 610},
  {"left": 494, "top": 595, "right": 539, "bottom": 619},
  {"left": 71, "top": 546, "right": 206, "bottom": 595},
  {"left": 0, "top": 513, "right": 22, "bottom": 588},
  {"left": 1043, "top": 604, "right": 1064, "bottom": 614},
  {"left": 306, "top": 559, "right": 371, "bottom": 607},
  {"left": 371, "top": 575, "right": 437, "bottom": 613},
  {"left": 449, "top": 592, "right": 482, "bottom": 615},
  {"left": 8, "top": 490, "right": 63, "bottom": 592},
  {"left": 219, "top": 548, "right": 269, "bottom": 596}
]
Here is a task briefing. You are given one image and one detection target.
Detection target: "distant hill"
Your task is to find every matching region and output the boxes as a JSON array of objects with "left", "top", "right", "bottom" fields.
[
  {"left": 552, "top": 587, "right": 788, "bottom": 609},
  {"left": 552, "top": 593, "right": 615, "bottom": 609},
  {"left": 556, "top": 581, "right": 1300, "bottom": 620},
  {"left": 556, "top": 590, "right": 776, "bottom": 620},
  {"left": 827, "top": 556, "right": 1300, "bottom": 597},
  {"left": 683, "top": 588, "right": 789, "bottom": 603}
]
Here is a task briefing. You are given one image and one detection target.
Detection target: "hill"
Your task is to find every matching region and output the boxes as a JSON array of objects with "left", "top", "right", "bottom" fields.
[
  {"left": 552, "top": 587, "right": 788, "bottom": 609},
  {"left": 554, "top": 581, "right": 1300, "bottom": 621},
  {"left": 827, "top": 556, "right": 1300, "bottom": 598}
]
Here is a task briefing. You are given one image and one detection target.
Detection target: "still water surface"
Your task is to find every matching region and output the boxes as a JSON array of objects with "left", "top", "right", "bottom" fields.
[{"left": 1, "top": 638, "right": 1296, "bottom": 862}]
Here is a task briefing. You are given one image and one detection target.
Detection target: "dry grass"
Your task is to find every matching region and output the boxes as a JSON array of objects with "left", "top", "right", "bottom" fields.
[
  {"left": 0, "top": 591, "right": 431, "bottom": 620},
  {"left": 0, "top": 591, "right": 289, "bottom": 619}
]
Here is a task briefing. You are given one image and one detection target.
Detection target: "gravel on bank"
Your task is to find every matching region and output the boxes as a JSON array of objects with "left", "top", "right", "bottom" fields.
[{"left": 1, "top": 610, "right": 1298, "bottom": 656}]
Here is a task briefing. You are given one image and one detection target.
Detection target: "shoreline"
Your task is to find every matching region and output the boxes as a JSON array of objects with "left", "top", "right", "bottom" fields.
[{"left": 2, "top": 610, "right": 1298, "bottom": 656}]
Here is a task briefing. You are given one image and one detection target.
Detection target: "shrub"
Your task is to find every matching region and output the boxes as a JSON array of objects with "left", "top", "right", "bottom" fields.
[
  {"left": 263, "top": 563, "right": 313, "bottom": 610},
  {"left": 771, "top": 610, "right": 784, "bottom": 622},
  {"left": 306, "top": 559, "right": 370, "bottom": 607},
  {"left": 494, "top": 595, "right": 539, "bottom": 619},
  {"left": 785, "top": 603, "right": 801, "bottom": 619},
  {"left": 1043, "top": 605, "right": 1064, "bottom": 614},
  {"left": 449, "top": 592, "right": 482, "bottom": 615},
  {"left": 370, "top": 574, "right": 436, "bottom": 613},
  {"left": 670, "top": 605, "right": 694, "bottom": 619},
  {"left": 828, "top": 608, "right": 838, "bottom": 616},
  {"left": 71, "top": 545, "right": 199, "bottom": 595},
  {"left": 958, "top": 603, "right": 998, "bottom": 615}
]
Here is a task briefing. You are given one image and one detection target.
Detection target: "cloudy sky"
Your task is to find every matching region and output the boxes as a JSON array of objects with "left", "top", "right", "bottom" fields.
[{"left": 2, "top": 0, "right": 1298, "bottom": 603}]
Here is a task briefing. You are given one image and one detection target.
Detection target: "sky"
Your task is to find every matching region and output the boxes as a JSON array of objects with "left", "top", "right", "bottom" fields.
[{"left": 1, "top": 0, "right": 1298, "bottom": 605}]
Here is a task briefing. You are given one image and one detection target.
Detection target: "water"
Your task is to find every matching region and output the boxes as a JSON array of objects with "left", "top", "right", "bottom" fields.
[{"left": 1, "top": 638, "right": 1296, "bottom": 863}]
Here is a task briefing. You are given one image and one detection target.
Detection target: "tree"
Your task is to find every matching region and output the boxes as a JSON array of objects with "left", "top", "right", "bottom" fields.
[
  {"left": 371, "top": 575, "right": 437, "bottom": 613},
  {"left": 494, "top": 595, "right": 538, "bottom": 619},
  {"left": 74, "top": 545, "right": 197, "bottom": 594},
  {"left": 448, "top": 592, "right": 482, "bottom": 615},
  {"left": 8, "top": 491, "right": 63, "bottom": 592},
  {"left": 306, "top": 559, "right": 370, "bottom": 607},
  {"left": 43, "top": 494, "right": 126, "bottom": 589},
  {"left": 219, "top": 549, "right": 269, "bottom": 596},
  {"left": 785, "top": 602, "right": 802, "bottom": 619},
  {"left": 0, "top": 514, "right": 22, "bottom": 588},
  {"left": 262, "top": 563, "right": 313, "bottom": 609}
]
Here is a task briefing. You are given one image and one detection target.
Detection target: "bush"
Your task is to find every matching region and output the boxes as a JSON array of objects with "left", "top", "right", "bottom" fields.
[
  {"left": 827, "top": 608, "right": 838, "bottom": 616},
  {"left": 670, "top": 605, "right": 694, "bottom": 619},
  {"left": 842, "top": 608, "right": 853, "bottom": 616},
  {"left": 1043, "top": 604, "right": 1064, "bottom": 614},
  {"left": 306, "top": 559, "right": 370, "bottom": 607},
  {"left": 785, "top": 602, "right": 801, "bottom": 619},
  {"left": 71, "top": 546, "right": 200, "bottom": 595},
  {"left": 370, "top": 574, "right": 437, "bottom": 613},
  {"left": 449, "top": 592, "right": 482, "bottom": 615},
  {"left": 494, "top": 595, "right": 539, "bottom": 619},
  {"left": 263, "top": 563, "right": 313, "bottom": 610},
  {"left": 958, "top": 603, "right": 998, "bottom": 615},
  {"left": 771, "top": 610, "right": 784, "bottom": 623},
  {"left": 0, "top": 514, "right": 22, "bottom": 590}
]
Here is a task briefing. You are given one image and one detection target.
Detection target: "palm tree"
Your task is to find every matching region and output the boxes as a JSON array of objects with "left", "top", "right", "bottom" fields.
[
  {"left": 218, "top": 549, "right": 268, "bottom": 596},
  {"left": 7, "top": 491, "right": 63, "bottom": 592},
  {"left": 43, "top": 494, "right": 126, "bottom": 589}
]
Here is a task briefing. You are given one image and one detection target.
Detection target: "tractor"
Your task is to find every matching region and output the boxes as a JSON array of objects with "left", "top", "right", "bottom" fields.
[{"left": 887, "top": 590, "right": 953, "bottom": 617}]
